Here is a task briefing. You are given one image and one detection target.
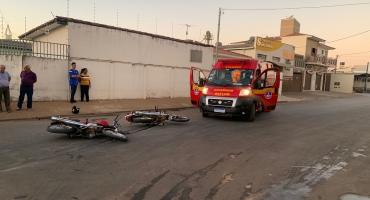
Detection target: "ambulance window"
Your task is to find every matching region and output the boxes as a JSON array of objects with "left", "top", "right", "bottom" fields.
[
  {"left": 265, "top": 70, "right": 277, "bottom": 87},
  {"left": 192, "top": 69, "right": 200, "bottom": 83}
]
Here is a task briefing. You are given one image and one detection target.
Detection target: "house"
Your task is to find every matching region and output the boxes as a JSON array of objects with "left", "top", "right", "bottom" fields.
[
  {"left": 264, "top": 17, "right": 337, "bottom": 92},
  {"left": 12, "top": 16, "right": 214, "bottom": 101}
]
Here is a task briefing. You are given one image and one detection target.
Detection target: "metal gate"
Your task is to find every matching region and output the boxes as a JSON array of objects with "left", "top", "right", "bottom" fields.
[
  {"left": 315, "top": 74, "right": 322, "bottom": 90},
  {"left": 292, "top": 73, "right": 303, "bottom": 92},
  {"left": 304, "top": 72, "right": 312, "bottom": 90},
  {"left": 323, "top": 73, "right": 331, "bottom": 91}
]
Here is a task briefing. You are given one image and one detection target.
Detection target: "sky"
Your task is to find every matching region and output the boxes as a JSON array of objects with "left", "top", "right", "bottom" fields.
[{"left": 1, "top": 0, "right": 369, "bottom": 67}]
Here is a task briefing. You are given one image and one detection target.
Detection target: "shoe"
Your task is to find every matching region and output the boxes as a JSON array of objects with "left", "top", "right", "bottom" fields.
[
  {"left": 7, "top": 110, "right": 11, "bottom": 113},
  {"left": 16, "top": 108, "right": 21, "bottom": 111},
  {"left": 27, "top": 108, "right": 32, "bottom": 111}
]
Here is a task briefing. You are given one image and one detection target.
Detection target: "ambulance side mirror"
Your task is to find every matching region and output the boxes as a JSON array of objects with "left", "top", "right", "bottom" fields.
[
  {"left": 254, "top": 79, "right": 262, "bottom": 89},
  {"left": 198, "top": 78, "right": 206, "bottom": 87}
]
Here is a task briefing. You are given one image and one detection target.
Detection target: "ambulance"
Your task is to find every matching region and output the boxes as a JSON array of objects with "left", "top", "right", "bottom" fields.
[{"left": 190, "top": 58, "right": 281, "bottom": 122}]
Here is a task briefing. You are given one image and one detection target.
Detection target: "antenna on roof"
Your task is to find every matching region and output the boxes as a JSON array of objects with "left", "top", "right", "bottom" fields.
[
  {"left": 94, "top": 3, "right": 95, "bottom": 22},
  {"left": 179, "top": 24, "right": 197, "bottom": 39},
  {"left": 137, "top": 14, "right": 139, "bottom": 31},
  {"left": 117, "top": 9, "right": 118, "bottom": 26},
  {"left": 67, "top": 0, "right": 69, "bottom": 17},
  {"left": 51, "top": 12, "right": 55, "bottom": 18},
  {"left": 25, "top": 17, "right": 26, "bottom": 34}
]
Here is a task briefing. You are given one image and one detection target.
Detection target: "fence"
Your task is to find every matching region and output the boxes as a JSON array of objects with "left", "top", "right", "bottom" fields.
[{"left": 0, "top": 39, "right": 70, "bottom": 59}]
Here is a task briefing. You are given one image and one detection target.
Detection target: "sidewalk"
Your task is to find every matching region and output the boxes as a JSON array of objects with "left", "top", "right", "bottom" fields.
[{"left": 0, "top": 96, "right": 301, "bottom": 122}]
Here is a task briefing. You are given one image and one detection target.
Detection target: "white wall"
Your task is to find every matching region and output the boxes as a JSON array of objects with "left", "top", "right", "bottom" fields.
[
  {"left": 67, "top": 22, "right": 213, "bottom": 72},
  {"left": 0, "top": 55, "right": 69, "bottom": 101},
  {"left": 330, "top": 74, "right": 354, "bottom": 93},
  {"left": 34, "top": 25, "right": 68, "bottom": 45}
]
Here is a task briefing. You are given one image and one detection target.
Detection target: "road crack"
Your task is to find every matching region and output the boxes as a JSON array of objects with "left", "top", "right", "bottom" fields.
[{"left": 131, "top": 170, "right": 170, "bottom": 200}]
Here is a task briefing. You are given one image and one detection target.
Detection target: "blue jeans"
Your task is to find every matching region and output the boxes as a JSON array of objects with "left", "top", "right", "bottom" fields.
[{"left": 17, "top": 86, "right": 34, "bottom": 109}]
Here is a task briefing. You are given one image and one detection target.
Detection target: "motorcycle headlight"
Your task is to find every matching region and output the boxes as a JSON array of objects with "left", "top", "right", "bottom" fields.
[
  {"left": 239, "top": 88, "right": 251, "bottom": 96},
  {"left": 202, "top": 87, "right": 208, "bottom": 95}
]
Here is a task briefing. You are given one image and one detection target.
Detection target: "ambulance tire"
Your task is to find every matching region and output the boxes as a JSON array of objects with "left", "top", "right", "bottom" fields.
[{"left": 246, "top": 103, "right": 255, "bottom": 122}]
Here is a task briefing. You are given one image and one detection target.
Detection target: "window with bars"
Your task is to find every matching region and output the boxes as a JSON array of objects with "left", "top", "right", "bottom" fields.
[
  {"left": 190, "top": 50, "right": 203, "bottom": 63},
  {"left": 257, "top": 54, "right": 266, "bottom": 61},
  {"left": 272, "top": 56, "right": 280, "bottom": 62}
]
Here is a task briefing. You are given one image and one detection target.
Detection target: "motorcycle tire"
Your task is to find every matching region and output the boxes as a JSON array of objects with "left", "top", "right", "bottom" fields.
[
  {"left": 170, "top": 116, "right": 190, "bottom": 122},
  {"left": 102, "top": 130, "right": 128, "bottom": 141},
  {"left": 132, "top": 117, "right": 156, "bottom": 124},
  {"left": 46, "top": 124, "right": 78, "bottom": 134}
]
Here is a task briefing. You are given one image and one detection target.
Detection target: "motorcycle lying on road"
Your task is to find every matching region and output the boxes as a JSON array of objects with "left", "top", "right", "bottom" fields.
[
  {"left": 46, "top": 115, "right": 128, "bottom": 141},
  {"left": 124, "top": 106, "right": 190, "bottom": 125}
]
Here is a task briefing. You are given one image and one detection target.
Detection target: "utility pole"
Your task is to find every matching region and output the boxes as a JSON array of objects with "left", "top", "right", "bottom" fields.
[
  {"left": 1, "top": 16, "right": 3, "bottom": 39},
  {"left": 334, "top": 54, "right": 338, "bottom": 74},
  {"left": 364, "top": 62, "right": 369, "bottom": 93},
  {"left": 215, "top": 7, "right": 222, "bottom": 63}
]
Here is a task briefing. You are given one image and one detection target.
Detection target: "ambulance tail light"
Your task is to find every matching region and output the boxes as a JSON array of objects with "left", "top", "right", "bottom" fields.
[
  {"left": 239, "top": 88, "right": 251, "bottom": 96},
  {"left": 202, "top": 87, "right": 208, "bottom": 95}
]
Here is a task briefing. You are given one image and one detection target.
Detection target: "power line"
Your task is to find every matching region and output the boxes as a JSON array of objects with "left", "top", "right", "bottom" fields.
[
  {"left": 327, "top": 29, "right": 370, "bottom": 43},
  {"left": 223, "top": 2, "right": 370, "bottom": 10},
  {"left": 339, "top": 50, "right": 370, "bottom": 56},
  {"left": 291, "top": 28, "right": 370, "bottom": 49}
]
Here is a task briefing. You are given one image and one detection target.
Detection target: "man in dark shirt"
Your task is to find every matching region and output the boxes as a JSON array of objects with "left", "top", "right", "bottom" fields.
[{"left": 16, "top": 64, "right": 37, "bottom": 111}]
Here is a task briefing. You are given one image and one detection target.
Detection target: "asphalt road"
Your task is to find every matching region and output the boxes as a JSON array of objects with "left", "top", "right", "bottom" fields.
[{"left": 1, "top": 96, "right": 370, "bottom": 200}]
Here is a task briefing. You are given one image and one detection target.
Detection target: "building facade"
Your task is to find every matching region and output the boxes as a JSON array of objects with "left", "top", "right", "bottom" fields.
[
  {"left": 267, "top": 17, "right": 337, "bottom": 92},
  {"left": 11, "top": 16, "right": 214, "bottom": 101},
  {"left": 219, "top": 36, "right": 303, "bottom": 92}
]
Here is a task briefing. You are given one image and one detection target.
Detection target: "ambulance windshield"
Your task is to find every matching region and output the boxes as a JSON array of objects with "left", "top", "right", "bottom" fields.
[{"left": 207, "top": 69, "right": 254, "bottom": 87}]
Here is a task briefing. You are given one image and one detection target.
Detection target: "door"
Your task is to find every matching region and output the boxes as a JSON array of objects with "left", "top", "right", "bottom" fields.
[
  {"left": 252, "top": 68, "right": 280, "bottom": 112},
  {"left": 315, "top": 74, "right": 322, "bottom": 90},
  {"left": 324, "top": 73, "right": 331, "bottom": 91},
  {"left": 282, "top": 77, "right": 293, "bottom": 93},
  {"left": 293, "top": 73, "right": 303, "bottom": 92},
  {"left": 305, "top": 72, "right": 312, "bottom": 90},
  {"left": 190, "top": 67, "right": 206, "bottom": 107}
]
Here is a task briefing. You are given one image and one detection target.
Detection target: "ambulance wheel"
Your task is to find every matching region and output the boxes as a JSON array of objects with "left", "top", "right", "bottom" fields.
[
  {"left": 246, "top": 103, "right": 255, "bottom": 122},
  {"left": 202, "top": 113, "right": 209, "bottom": 117}
]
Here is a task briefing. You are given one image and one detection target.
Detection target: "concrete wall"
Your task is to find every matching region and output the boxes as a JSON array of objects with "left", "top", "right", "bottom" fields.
[
  {"left": 0, "top": 55, "right": 69, "bottom": 101},
  {"left": 67, "top": 22, "right": 213, "bottom": 71},
  {"left": 34, "top": 25, "right": 68, "bottom": 45},
  {"left": 305, "top": 39, "right": 319, "bottom": 58},
  {"left": 330, "top": 74, "right": 354, "bottom": 93},
  {"left": 281, "top": 35, "right": 307, "bottom": 56}
]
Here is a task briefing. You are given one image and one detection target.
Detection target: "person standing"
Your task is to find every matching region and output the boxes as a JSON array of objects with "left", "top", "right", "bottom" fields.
[
  {"left": 69, "top": 62, "right": 79, "bottom": 103},
  {"left": 0, "top": 64, "right": 12, "bottom": 113},
  {"left": 79, "top": 68, "right": 91, "bottom": 102},
  {"left": 16, "top": 64, "right": 37, "bottom": 111}
]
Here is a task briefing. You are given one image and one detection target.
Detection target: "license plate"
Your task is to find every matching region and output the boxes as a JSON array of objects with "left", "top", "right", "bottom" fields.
[{"left": 214, "top": 108, "right": 225, "bottom": 113}]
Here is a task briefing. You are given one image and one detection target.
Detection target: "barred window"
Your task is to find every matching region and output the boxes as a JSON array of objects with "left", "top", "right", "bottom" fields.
[
  {"left": 272, "top": 56, "right": 280, "bottom": 62},
  {"left": 190, "top": 50, "right": 202, "bottom": 63},
  {"left": 257, "top": 54, "right": 266, "bottom": 61}
]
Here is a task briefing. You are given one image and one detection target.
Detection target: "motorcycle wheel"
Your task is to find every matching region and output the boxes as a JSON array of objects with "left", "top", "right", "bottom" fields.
[
  {"left": 170, "top": 115, "right": 190, "bottom": 122},
  {"left": 102, "top": 130, "right": 128, "bottom": 141},
  {"left": 46, "top": 124, "right": 78, "bottom": 134},
  {"left": 132, "top": 117, "right": 156, "bottom": 124}
]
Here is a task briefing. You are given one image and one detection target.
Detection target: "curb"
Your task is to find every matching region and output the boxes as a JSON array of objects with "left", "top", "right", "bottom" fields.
[{"left": 0, "top": 106, "right": 196, "bottom": 122}]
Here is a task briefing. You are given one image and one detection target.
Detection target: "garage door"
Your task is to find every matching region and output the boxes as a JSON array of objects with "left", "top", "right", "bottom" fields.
[
  {"left": 292, "top": 73, "right": 303, "bottom": 92},
  {"left": 304, "top": 72, "right": 312, "bottom": 90},
  {"left": 323, "top": 73, "right": 331, "bottom": 91},
  {"left": 315, "top": 74, "right": 322, "bottom": 90},
  {"left": 282, "top": 77, "right": 293, "bottom": 93}
]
